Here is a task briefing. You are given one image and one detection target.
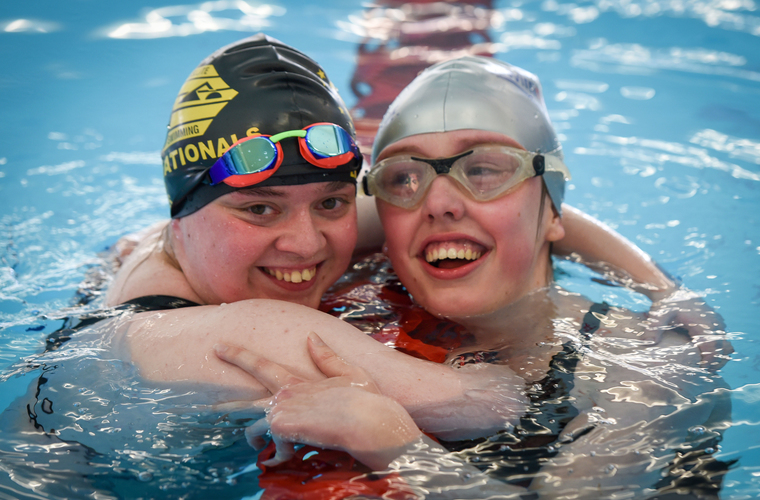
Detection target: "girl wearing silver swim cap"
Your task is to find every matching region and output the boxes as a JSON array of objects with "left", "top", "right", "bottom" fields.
[
  {"left": 245, "top": 56, "right": 725, "bottom": 495},
  {"left": 367, "top": 56, "right": 584, "bottom": 318}
]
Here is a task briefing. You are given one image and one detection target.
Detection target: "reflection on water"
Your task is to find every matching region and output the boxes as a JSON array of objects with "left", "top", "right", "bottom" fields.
[
  {"left": 104, "top": 3, "right": 286, "bottom": 39},
  {"left": 0, "top": 0, "right": 758, "bottom": 497}
]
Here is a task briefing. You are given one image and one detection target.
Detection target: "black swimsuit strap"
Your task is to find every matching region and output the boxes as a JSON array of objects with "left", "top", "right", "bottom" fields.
[
  {"left": 45, "top": 295, "right": 201, "bottom": 352},
  {"left": 120, "top": 295, "right": 201, "bottom": 312}
]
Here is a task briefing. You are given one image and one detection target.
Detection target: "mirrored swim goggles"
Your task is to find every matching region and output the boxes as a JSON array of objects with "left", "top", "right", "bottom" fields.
[
  {"left": 208, "top": 123, "right": 361, "bottom": 188},
  {"left": 363, "top": 145, "right": 571, "bottom": 209}
]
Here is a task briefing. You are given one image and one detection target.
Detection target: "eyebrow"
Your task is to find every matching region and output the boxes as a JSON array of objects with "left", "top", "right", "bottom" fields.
[
  {"left": 234, "top": 181, "right": 353, "bottom": 198},
  {"left": 235, "top": 186, "right": 287, "bottom": 198},
  {"left": 322, "top": 181, "right": 354, "bottom": 193}
]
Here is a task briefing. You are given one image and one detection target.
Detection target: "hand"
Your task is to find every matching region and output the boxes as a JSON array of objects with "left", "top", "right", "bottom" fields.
[
  {"left": 647, "top": 287, "right": 733, "bottom": 370},
  {"left": 215, "top": 332, "right": 422, "bottom": 470}
]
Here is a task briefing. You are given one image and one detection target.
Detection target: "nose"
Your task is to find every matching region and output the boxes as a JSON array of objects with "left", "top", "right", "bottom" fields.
[
  {"left": 275, "top": 208, "right": 326, "bottom": 258},
  {"left": 422, "top": 176, "right": 466, "bottom": 222}
]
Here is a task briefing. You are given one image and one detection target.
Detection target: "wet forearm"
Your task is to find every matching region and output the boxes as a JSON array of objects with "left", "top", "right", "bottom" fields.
[{"left": 556, "top": 205, "right": 675, "bottom": 294}]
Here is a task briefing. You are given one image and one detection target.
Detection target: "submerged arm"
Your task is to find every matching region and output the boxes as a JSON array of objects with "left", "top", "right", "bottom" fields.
[{"left": 531, "top": 311, "right": 729, "bottom": 498}]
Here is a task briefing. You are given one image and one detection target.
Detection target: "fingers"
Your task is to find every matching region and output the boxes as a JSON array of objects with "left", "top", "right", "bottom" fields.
[
  {"left": 245, "top": 418, "right": 271, "bottom": 450},
  {"left": 211, "top": 398, "right": 272, "bottom": 420},
  {"left": 215, "top": 343, "right": 303, "bottom": 393},
  {"left": 307, "top": 332, "right": 359, "bottom": 379},
  {"left": 261, "top": 435, "right": 296, "bottom": 467},
  {"left": 696, "top": 338, "right": 734, "bottom": 371}
]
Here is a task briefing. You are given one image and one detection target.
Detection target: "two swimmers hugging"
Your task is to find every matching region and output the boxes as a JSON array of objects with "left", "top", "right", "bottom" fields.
[{"left": 101, "top": 34, "right": 732, "bottom": 498}]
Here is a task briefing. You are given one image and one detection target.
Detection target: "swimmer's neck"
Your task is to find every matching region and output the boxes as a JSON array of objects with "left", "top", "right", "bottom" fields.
[{"left": 445, "top": 286, "right": 568, "bottom": 348}]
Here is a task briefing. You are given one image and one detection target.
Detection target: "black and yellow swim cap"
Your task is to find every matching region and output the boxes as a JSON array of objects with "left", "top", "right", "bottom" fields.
[{"left": 162, "top": 33, "right": 360, "bottom": 218}]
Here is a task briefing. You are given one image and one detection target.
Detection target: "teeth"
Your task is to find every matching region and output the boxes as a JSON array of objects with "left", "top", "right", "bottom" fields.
[
  {"left": 424, "top": 244, "right": 483, "bottom": 264},
  {"left": 266, "top": 267, "right": 316, "bottom": 283}
]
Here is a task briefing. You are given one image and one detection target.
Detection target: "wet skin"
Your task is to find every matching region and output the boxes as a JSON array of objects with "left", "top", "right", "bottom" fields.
[
  {"left": 171, "top": 181, "right": 357, "bottom": 309},
  {"left": 375, "top": 129, "right": 565, "bottom": 319}
]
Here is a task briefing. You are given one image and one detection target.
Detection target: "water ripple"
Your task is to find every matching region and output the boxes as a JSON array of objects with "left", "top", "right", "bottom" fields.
[
  {"left": 101, "top": 2, "right": 286, "bottom": 39},
  {"left": 1, "top": 19, "right": 60, "bottom": 34},
  {"left": 572, "top": 40, "right": 760, "bottom": 82},
  {"left": 575, "top": 133, "right": 760, "bottom": 181},
  {"left": 595, "top": 0, "right": 760, "bottom": 36},
  {"left": 690, "top": 129, "right": 760, "bottom": 165}
]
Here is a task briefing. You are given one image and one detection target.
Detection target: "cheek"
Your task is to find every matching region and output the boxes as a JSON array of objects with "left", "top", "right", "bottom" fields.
[
  {"left": 377, "top": 205, "right": 415, "bottom": 257},
  {"left": 325, "top": 213, "right": 358, "bottom": 262},
  {"left": 192, "top": 220, "right": 264, "bottom": 269},
  {"left": 485, "top": 204, "right": 543, "bottom": 276}
]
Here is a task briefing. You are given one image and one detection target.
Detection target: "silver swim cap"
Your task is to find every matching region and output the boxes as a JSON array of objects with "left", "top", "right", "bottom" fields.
[{"left": 372, "top": 56, "right": 570, "bottom": 212}]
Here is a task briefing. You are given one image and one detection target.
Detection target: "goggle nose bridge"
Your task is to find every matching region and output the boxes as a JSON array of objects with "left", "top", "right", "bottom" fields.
[{"left": 411, "top": 150, "right": 474, "bottom": 175}]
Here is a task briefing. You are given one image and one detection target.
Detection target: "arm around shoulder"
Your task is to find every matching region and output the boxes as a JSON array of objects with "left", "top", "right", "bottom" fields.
[{"left": 555, "top": 204, "right": 675, "bottom": 296}]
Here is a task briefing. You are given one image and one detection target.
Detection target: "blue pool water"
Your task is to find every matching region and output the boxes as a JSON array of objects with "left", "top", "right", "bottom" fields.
[{"left": 1, "top": 0, "right": 758, "bottom": 497}]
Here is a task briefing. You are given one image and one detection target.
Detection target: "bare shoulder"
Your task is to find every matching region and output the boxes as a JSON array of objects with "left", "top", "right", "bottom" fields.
[
  {"left": 105, "top": 221, "right": 199, "bottom": 307},
  {"left": 111, "top": 220, "right": 168, "bottom": 264}
]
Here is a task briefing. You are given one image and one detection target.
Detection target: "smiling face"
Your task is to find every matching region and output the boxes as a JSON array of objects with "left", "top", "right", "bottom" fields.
[
  {"left": 375, "top": 130, "right": 565, "bottom": 319},
  {"left": 170, "top": 181, "right": 357, "bottom": 309}
]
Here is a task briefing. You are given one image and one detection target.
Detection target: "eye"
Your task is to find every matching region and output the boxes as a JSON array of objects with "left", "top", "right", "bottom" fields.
[
  {"left": 465, "top": 165, "right": 501, "bottom": 178},
  {"left": 247, "top": 204, "right": 276, "bottom": 216},
  {"left": 320, "top": 197, "right": 341, "bottom": 210},
  {"left": 392, "top": 172, "right": 420, "bottom": 189},
  {"left": 461, "top": 156, "right": 519, "bottom": 192},
  {"left": 379, "top": 162, "right": 426, "bottom": 197}
]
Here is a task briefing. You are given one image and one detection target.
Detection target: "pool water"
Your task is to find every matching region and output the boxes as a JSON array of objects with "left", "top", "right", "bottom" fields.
[{"left": 0, "top": 0, "right": 758, "bottom": 498}]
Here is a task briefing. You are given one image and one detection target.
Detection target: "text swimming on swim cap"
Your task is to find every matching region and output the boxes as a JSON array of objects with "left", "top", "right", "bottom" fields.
[
  {"left": 163, "top": 135, "right": 241, "bottom": 176},
  {"left": 163, "top": 65, "right": 238, "bottom": 153}
]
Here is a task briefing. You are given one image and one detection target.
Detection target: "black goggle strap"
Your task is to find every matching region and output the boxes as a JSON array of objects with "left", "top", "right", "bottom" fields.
[
  {"left": 532, "top": 154, "right": 545, "bottom": 176},
  {"left": 411, "top": 150, "right": 474, "bottom": 174}
]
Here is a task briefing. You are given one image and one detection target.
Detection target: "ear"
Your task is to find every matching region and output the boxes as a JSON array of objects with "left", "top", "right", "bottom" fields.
[
  {"left": 168, "top": 218, "right": 185, "bottom": 257},
  {"left": 544, "top": 203, "right": 565, "bottom": 243},
  {"left": 169, "top": 218, "right": 183, "bottom": 239}
]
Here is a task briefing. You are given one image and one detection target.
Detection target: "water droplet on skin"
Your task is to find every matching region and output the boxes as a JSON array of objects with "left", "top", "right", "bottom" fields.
[{"left": 689, "top": 425, "right": 706, "bottom": 436}]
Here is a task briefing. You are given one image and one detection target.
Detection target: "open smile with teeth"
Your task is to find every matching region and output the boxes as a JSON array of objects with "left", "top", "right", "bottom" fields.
[
  {"left": 264, "top": 267, "right": 317, "bottom": 283},
  {"left": 424, "top": 240, "right": 486, "bottom": 268}
]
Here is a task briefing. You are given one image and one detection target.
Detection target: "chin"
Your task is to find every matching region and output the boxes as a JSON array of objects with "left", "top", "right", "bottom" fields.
[{"left": 417, "top": 295, "right": 494, "bottom": 320}]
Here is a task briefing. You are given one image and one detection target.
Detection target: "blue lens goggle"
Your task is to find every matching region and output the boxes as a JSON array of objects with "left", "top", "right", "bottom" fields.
[{"left": 208, "top": 123, "right": 360, "bottom": 188}]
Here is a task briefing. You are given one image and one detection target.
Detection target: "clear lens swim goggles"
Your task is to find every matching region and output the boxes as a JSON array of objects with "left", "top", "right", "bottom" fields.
[
  {"left": 208, "top": 123, "right": 361, "bottom": 188},
  {"left": 363, "top": 146, "right": 571, "bottom": 209}
]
